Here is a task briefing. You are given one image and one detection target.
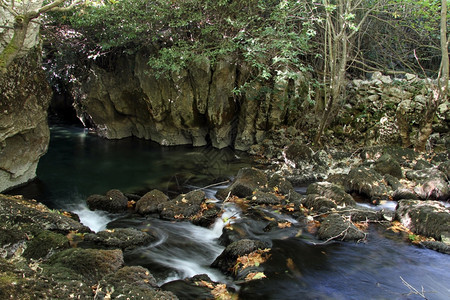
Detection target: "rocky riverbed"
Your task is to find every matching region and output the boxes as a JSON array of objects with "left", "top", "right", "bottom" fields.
[{"left": 1, "top": 144, "right": 449, "bottom": 299}]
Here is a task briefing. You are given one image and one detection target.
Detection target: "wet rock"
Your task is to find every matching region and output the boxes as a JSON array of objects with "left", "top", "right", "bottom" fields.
[
  {"left": 161, "top": 275, "right": 214, "bottom": 300},
  {"left": 87, "top": 189, "right": 129, "bottom": 213},
  {"left": 158, "top": 189, "right": 206, "bottom": 220},
  {"left": 420, "top": 241, "right": 450, "bottom": 255},
  {"left": 191, "top": 204, "right": 221, "bottom": 227},
  {"left": 374, "top": 154, "right": 403, "bottom": 178},
  {"left": 211, "top": 239, "right": 267, "bottom": 275},
  {"left": 96, "top": 266, "right": 177, "bottom": 300},
  {"left": 249, "top": 191, "right": 281, "bottom": 205},
  {"left": 396, "top": 200, "right": 450, "bottom": 241},
  {"left": 306, "top": 182, "right": 356, "bottom": 207},
  {"left": 83, "top": 228, "right": 157, "bottom": 250},
  {"left": 318, "top": 213, "right": 366, "bottom": 242},
  {"left": 217, "top": 168, "right": 268, "bottom": 199},
  {"left": 384, "top": 174, "right": 402, "bottom": 190},
  {"left": 218, "top": 223, "right": 254, "bottom": 246},
  {"left": 135, "top": 189, "right": 169, "bottom": 215},
  {"left": 343, "top": 166, "right": 389, "bottom": 201},
  {"left": 43, "top": 248, "right": 124, "bottom": 284}
]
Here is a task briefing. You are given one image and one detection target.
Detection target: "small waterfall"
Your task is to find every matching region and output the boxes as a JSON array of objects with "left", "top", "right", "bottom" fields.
[{"left": 71, "top": 203, "right": 114, "bottom": 232}]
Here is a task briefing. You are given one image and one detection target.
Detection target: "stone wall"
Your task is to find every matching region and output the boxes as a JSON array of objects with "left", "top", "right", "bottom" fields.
[
  {"left": 0, "top": 49, "right": 52, "bottom": 192},
  {"left": 332, "top": 72, "right": 450, "bottom": 148}
]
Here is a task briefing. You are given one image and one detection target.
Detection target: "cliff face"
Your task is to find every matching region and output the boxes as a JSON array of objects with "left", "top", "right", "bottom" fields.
[
  {"left": 0, "top": 49, "right": 52, "bottom": 192},
  {"left": 71, "top": 51, "right": 305, "bottom": 149}
]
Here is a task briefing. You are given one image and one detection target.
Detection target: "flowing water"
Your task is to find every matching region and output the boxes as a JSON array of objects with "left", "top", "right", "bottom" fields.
[{"left": 10, "top": 126, "right": 450, "bottom": 299}]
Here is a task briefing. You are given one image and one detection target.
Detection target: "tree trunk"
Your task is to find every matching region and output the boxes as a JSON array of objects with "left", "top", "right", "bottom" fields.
[
  {"left": 414, "top": 0, "right": 448, "bottom": 152},
  {"left": 0, "top": 16, "right": 31, "bottom": 74}
]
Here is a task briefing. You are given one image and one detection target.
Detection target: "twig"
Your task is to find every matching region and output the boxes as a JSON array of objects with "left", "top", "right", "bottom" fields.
[
  {"left": 198, "top": 180, "right": 230, "bottom": 190},
  {"left": 400, "top": 276, "right": 429, "bottom": 300}
]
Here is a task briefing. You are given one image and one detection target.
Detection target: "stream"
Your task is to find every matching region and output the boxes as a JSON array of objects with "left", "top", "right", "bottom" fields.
[{"left": 11, "top": 126, "right": 450, "bottom": 299}]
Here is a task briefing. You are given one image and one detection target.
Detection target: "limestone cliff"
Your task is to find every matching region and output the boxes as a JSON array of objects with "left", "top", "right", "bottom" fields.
[
  {"left": 69, "top": 50, "right": 304, "bottom": 149},
  {"left": 0, "top": 49, "right": 52, "bottom": 192}
]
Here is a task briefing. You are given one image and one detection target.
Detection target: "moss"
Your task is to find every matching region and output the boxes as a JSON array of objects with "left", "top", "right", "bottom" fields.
[{"left": 23, "top": 230, "right": 69, "bottom": 260}]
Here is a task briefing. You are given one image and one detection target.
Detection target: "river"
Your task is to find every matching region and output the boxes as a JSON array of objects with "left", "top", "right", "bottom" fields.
[{"left": 10, "top": 125, "right": 450, "bottom": 299}]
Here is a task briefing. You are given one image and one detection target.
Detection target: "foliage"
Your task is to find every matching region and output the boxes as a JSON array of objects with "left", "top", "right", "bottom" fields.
[{"left": 48, "top": 0, "right": 314, "bottom": 83}]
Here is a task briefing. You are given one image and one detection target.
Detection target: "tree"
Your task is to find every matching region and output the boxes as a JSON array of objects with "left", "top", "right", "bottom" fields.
[
  {"left": 0, "top": 0, "right": 81, "bottom": 74},
  {"left": 313, "top": 0, "right": 377, "bottom": 145},
  {"left": 415, "top": 0, "right": 448, "bottom": 152}
]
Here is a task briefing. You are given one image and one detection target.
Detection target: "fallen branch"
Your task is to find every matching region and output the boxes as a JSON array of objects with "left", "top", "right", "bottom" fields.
[{"left": 400, "top": 276, "right": 430, "bottom": 300}]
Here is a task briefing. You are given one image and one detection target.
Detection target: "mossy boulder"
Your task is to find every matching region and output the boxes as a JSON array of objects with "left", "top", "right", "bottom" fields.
[
  {"left": 83, "top": 228, "right": 157, "bottom": 250},
  {"left": 158, "top": 189, "right": 206, "bottom": 220},
  {"left": 87, "top": 189, "right": 129, "bottom": 213},
  {"left": 23, "top": 231, "right": 69, "bottom": 260},
  {"left": 135, "top": 189, "right": 169, "bottom": 215},
  {"left": 43, "top": 248, "right": 124, "bottom": 284},
  {"left": 97, "top": 266, "right": 178, "bottom": 299}
]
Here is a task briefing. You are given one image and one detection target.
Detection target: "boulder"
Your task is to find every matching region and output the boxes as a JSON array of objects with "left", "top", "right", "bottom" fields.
[
  {"left": 23, "top": 231, "right": 69, "bottom": 260},
  {"left": 249, "top": 191, "right": 281, "bottom": 205},
  {"left": 284, "top": 142, "right": 314, "bottom": 168},
  {"left": 83, "top": 228, "right": 157, "bottom": 250},
  {"left": 135, "top": 189, "right": 169, "bottom": 215},
  {"left": 374, "top": 154, "right": 403, "bottom": 178},
  {"left": 406, "top": 168, "right": 449, "bottom": 200},
  {"left": 396, "top": 200, "right": 450, "bottom": 241},
  {"left": 97, "top": 266, "right": 178, "bottom": 299},
  {"left": 43, "top": 248, "right": 124, "bottom": 284},
  {"left": 318, "top": 214, "right": 366, "bottom": 242},
  {"left": 343, "top": 166, "right": 389, "bottom": 201},
  {"left": 211, "top": 239, "right": 267, "bottom": 275},
  {"left": 217, "top": 168, "right": 268, "bottom": 199},
  {"left": 267, "top": 173, "right": 294, "bottom": 195},
  {"left": 161, "top": 274, "right": 215, "bottom": 300},
  {"left": 302, "top": 194, "right": 337, "bottom": 212},
  {"left": 306, "top": 182, "right": 356, "bottom": 207},
  {"left": 158, "top": 189, "right": 206, "bottom": 220},
  {"left": 86, "top": 189, "right": 129, "bottom": 213},
  {"left": 437, "top": 160, "right": 450, "bottom": 179}
]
